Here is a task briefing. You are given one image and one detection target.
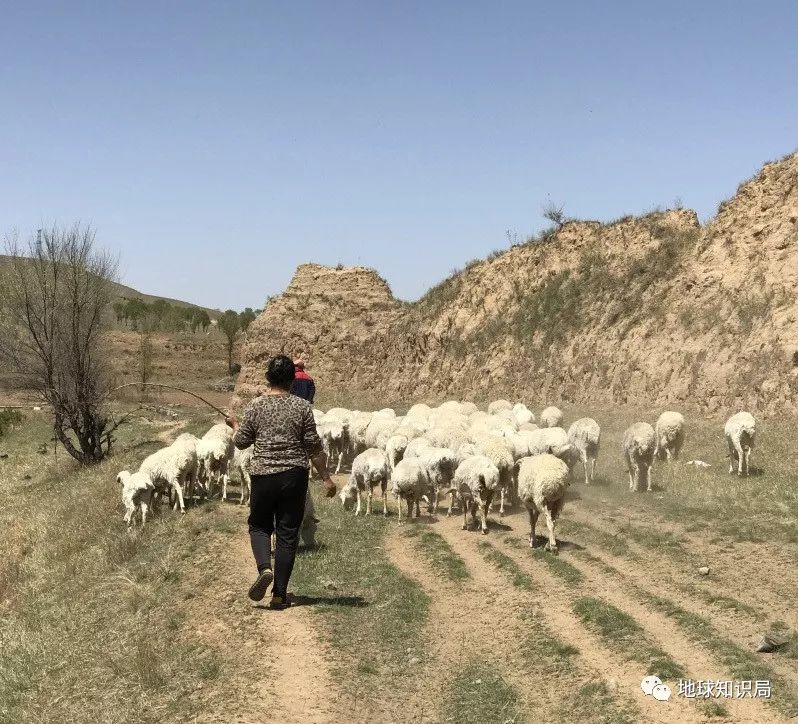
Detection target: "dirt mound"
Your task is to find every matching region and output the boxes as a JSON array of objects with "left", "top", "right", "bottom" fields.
[{"left": 237, "top": 153, "right": 798, "bottom": 414}]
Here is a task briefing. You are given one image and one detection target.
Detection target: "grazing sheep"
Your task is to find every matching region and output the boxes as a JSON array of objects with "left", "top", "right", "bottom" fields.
[
  {"left": 623, "top": 423, "right": 656, "bottom": 492},
  {"left": 473, "top": 434, "right": 515, "bottom": 517},
  {"left": 417, "top": 447, "right": 458, "bottom": 514},
  {"left": 724, "top": 412, "right": 756, "bottom": 476},
  {"left": 540, "top": 406, "right": 564, "bottom": 428},
  {"left": 567, "top": 418, "right": 601, "bottom": 485},
  {"left": 137, "top": 434, "right": 199, "bottom": 513},
  {"left": 197, "top": 424, "right": 235, "bottom": 500},
  {"left": 526, "top": 427, "right": 577, "bottom": 467},
  {"left": 453, "top": 455, "right": 499, "bottom": 534},
  {"left": 230, "top": 445, "right": 253, "bottom": 505},
  {"left": 319, "top": 418, "right": 347, "bottom": 474},
  {"left": 516, "top": 454, "right": 570, "bottom": 554},
  {"left": 116, "top": 471, "right": 154, "bottom": 529},
  {"left": 172, "top": 432, "right": 200, "bottom": 500},
  {"left": 385, "top": 434, "right": 409, "bottom": 471},
  {"left": 339, "top": 448, "right": 391, "bottom": 516},
  {"left": 390, "top": 458, "right": 431, "bottom": 523},
  {"left": 655, "top": 411, "right": 686, "bottom": 462},
  {"left": 487, "top": 399, "right": 513, "bottom": 415}
]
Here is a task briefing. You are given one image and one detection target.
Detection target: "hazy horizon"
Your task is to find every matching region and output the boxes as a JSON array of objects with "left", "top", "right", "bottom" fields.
[{"left": 3, "top": 2, "right": 797, "bottom": 309}]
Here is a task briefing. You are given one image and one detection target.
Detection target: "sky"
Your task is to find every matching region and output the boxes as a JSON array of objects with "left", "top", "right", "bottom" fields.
[{"left": 1, "top": 1, "right": 797, "bottom": 310}]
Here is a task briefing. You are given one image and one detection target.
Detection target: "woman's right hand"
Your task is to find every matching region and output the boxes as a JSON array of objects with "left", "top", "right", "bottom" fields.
[{"left": 322, "top": 477, "right": 337, "bottom": 498}]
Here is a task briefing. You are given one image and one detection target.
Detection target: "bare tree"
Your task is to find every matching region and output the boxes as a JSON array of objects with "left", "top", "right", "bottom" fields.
[
  {"left": 542, "top": 202, "right": 567, "bottom": 229},
  {"left": 0, "top": 224, "right": 120, "bottom": 463}
]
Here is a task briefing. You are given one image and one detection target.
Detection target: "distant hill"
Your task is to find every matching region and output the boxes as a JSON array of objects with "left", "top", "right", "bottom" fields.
[{"left": 0, "top": 255, "right": 220, "bottom": 320}]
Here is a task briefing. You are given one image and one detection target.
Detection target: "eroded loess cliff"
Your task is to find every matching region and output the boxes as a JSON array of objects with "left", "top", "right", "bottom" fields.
[{"left": 236, "top": 152, "right": 798, "bottom": 415}]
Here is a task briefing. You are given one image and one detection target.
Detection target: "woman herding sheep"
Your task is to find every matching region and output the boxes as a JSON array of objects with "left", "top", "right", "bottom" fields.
[{"left": 226, "top": 355, "right": 337, "bottom": 609}]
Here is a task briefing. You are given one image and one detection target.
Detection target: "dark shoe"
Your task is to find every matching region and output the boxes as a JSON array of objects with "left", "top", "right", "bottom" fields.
[
  {"left": 267, "top": 593, "right": 293, "bottom": 610},
  {"left": 248, "top": 568, "right": 274, "bottom": 601}
]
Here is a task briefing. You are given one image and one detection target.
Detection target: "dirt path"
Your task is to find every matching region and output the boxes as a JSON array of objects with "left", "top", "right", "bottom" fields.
[{"left": 182, "top": 505, "right": 348, "bottom": 724}]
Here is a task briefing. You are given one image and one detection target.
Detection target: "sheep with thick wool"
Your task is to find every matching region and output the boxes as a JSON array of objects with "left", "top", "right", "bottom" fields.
[
  {"left": 487, "top": 399, "right": 513, "bottom": 414},
  {"left": 516, "top": 454, "right": 570, "bottom": 554},
  {"left": 540, "top": 406, "right": 564, "bottom": 428},
  {"left": 416, "top": 447, "right": 458, "bottom": 514},
  {"left": 512, "top": 403, "right": 536, "bottom": 426},
  {"left": 197, "top": 424, "right": 234, "bottom": 500},
  {"left": 340, "top": 447, "right": 391, "bottom": 516},
  {"left": 117, "top": 471, "right": 155, "bottom": 529},
  {"left": 390, "top": 458, "right": 432, "bottom": 523},
  {"left": 623, "top": 422, "right": 656, "bottom": 492},
  {"left": 724, "top": 412, "right": 756, "bottom": 476},
  {"left": 473, "top": 434, "right": 516, "bottom": 516},
  {"left": 567, "top": 418, "right": 601, "bottom": 485},
  {"left": 654, "top": 411, "right": 685, "bottom": 462},
  {"left": 385, "top": 434, "right": 409, "bottom": 471},
  {"left": 526, "top": 427, "right": 577, "bottom": 468},
  {"left": 453, "top": 455, "right": 499, "bottom": 534},
  {"left": 318, "top": 418, "right": 347, "bottom": 474},
  {"left": 132, "top": 434, "right": 199, "bottom": 513}
]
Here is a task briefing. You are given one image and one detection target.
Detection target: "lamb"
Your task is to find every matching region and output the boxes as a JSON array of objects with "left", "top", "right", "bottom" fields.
[
  {"left": 417, "top": 447, "right": 458, "bottom": 514},
  {"left": 230, "top": 445, "right": 254, "bottom": 505},
  {"left": 135, "top": 434, "right": 199, "bottom": 513},
  {"left": 724, "top": 412, "right": 756, "bottom": 476},
  {"left": 390, "top": 458, "right": 432, "bottom": 523},
  {"left": 655, "top": 411, "right": 685, "bottom": 462},
  {"left": 516, "top": 454, "right": 570, "bottom": 554},
  {"left": 623, "top": 422, "right": 657, "bottom": 492},
  {"left": 116, "top": 471, "right": 154, "bottom": 529},
  {"left": 453, "top": 455, "right": 499, "bottom": 534},
  {"left": 318, "top": 418, "right": 347, "bottom": 474},
  {"left": 473, "top": 434, "right": 516, "bottom": 517},
  {"left": 487, "top": 399, "right": 513, "bottom": 414},
  {"left": 339, "top": 448, "right": 391, "bottom": 516},
  {"left": 540, "top": 406, "right": 564, "bottom": 428},
  {"left": 197, "top": 424, "right": 234, "bottom": 500},
  {"left": 567, "top": 418, "right": 601, "bottom": 485},
  {"left": 385, "top": 434, "right": 409, "bottom": 471}
]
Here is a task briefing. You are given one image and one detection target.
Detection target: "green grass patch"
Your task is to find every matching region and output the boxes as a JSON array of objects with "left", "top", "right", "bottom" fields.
[
  {"left": 573, "top": 597, "right": 686, "bottom": 680},
  {"left": 639, "top": 593, "right": 798, "bottom": 717},
  {"left": 557, "top": 519, "right": 639, "bottom": 560},
  {"left": 675, "top": 582, "right": 762, "bottom": 619},
  {"left": 289, "top": 492, "right": 429, "bottom": 693},
  {"left": 530, "top": 548, "right": 585, "bottom": 586},
  {"left": 442, "top": 662, "right": 524, "bottom": 724},
  {"left": 477, "top": 541, "right": 534, "bottom": 591},
  {"left": 403, "top": 527, "right": 470, "bottom": 582}
]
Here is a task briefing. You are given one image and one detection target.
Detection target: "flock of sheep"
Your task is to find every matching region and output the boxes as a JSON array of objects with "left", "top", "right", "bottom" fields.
[
  {"left": 316, "top": 402, "right": 757, "bottom": 553},
  {"left": 116, "top": 400, "right": 757, "bottom": 555}
]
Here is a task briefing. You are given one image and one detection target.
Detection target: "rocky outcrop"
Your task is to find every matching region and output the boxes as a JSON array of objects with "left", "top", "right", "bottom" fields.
[{"left": 236, "top": 153, "right": 798, "bottom": 415}]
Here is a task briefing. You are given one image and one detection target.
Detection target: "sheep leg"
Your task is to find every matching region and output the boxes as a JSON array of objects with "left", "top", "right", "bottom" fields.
[
  {"left": 354, "top": 488, "right": 362, "bottom": 516},
  {"left": 645, "top": 464, "right": 653, "bottom": 492},
  {"left": 448, "top": 490, "right": 455, "bottom": 517},
  {"left": 414, "top": 496, "right": 420, "bottom": 519},
  {"left": 240, "top": 472, "right": 250, "bottom": 505},
  {"left": 124, "top": 505, "right": 134, "bottom": 529},
  {"left": 397, "top": 495, "right": 403, "bottom": 524},
  {"left": 479, "top": 500, "right": 489, "bottom": 535},
  {"left": 582, "top": 451, "right": 590, "bottom": 486},
  {"left": 140, "top": 500, "right": 149, "bottom": 528},
  {"left": 735, "top": 442, "right": 745, "bottom": 476},
  {"left": 498, "top": 487, "right": 505, "bottom": 518},
  {"left": 407, "top": 496, "right": 415, "bottom": 520},
  {"left": 590, "top": 458, "right": 596, "bottom": 484},
  {"left": 222, "top": 472, "right": 228, "bottom": 501},
  {"left": 366, "top": 485, "right": 373, "bottom": 516},
  {"left": 335, "top": 448, "right": 342, "bottom": 474},
  {"left": 542, "top": 506, "right": 558, "bottom": 554},
  {"left": 743, "top": 447, "right": 750, "bottom": 477},
  {"left": 381, "top": 481, "right": 388, "bottom": 516},
  {"left": 172, "top": 480, "right": 186, "bottom": 513},
  {"left": 461, "top": 496, "right": 469, "bottom": 530},
  {"left": 528, "top": 508, "right": 538, "bottom": 548}
]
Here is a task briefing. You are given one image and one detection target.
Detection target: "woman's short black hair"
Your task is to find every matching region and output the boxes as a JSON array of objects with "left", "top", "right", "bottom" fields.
[{"left": 266, "top": 355, "right": 296, "bottom": 389}]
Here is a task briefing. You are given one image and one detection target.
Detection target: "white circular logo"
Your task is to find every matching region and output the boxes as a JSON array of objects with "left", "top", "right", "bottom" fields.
[{"left": 641, "top": 676, "right": 662, "bottom": 695}]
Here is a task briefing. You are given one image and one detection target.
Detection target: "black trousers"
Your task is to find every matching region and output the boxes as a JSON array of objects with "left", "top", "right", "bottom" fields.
[{"left": 248, "top": 467, "right": 309, "bottom": 598}]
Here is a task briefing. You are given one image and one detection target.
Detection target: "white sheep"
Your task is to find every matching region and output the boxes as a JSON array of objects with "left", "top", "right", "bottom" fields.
[
  {"left": 724, "top": 412, "right": 756, "bottom": 476},
  {"left": 417, "top": 447, "right": 458, "bottom": 514},
  {"left": 487, "top": 399, "right": 513, "bottom": 414},
  {"left": 526, "top": 427, "right": 577, "bottom": 468},
  {"left": 198, "top": 424, "right": 234, "bottom": 500},
  {"left": 623, "top": 422, "right": 656, "bottom": 492},
  {"left": 518, "top": 422, "right": 539, "bottom": 432},
  {"left": 365, "top": 416, "right": 399, "bottom": 449},
  {"left": 230, "top": 445, "right": 253, "bottom": 505},
  {"left": 116, "top": 470, "right": 154, "bottom": 529},
  {"left": 135, "top": 434, "right": 199, "bottom": 513},
  {"left": 390, "top": 458, "right": 431, "bottom": 523},
  {"left": 453, "top": 455, "right": 499, "bottom": 534},
  {"left": 567, "top": 418, "right": 601, "bottom": 485},
  {"left": 348, "top": 411, "right": 372, "bottom": 457},
  {"left": 512, "top": 402, "right": 536, "bottom": 426},
  {"left": 460, "top": 402, "right": 479, "bottom": 416},
  {"left": 403, "top": 437, "right": 434, "bottom": 459},
  {"left": 655, "top": 411, "right": 685, "bottom": 462},
  {"left": 540, "top": 406, "right": 564, "bottom": 428},
  {"left": 473, "top": 434, "right": 515, "bottom": 517},
  {"left": 318, "top": 418, "right": 347, "bottom": 474},
  {"left": 385, "top": 434, "right": 409, "bottom": 471},
  {"left": 339, "top": 447, "right": 391, "bottom": 516},
  {"left": 516, "top": 454, "right": 570, "bottom": 554}
]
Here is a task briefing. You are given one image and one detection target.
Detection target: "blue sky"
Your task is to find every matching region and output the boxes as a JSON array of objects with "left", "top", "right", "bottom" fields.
[{"left": 2, "top": 1, "right": 796, "bottom": 309}]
